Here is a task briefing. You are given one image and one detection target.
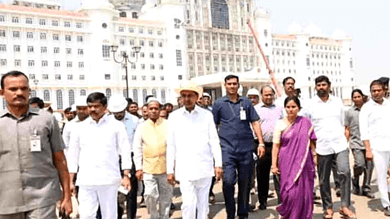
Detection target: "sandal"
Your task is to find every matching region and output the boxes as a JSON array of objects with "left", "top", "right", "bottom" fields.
[
  {"left": 339, "top": 209, "right": 357, "bottom": 219},
  {"left": 323, "top": 209, "right": 333, "bottom": 219}
]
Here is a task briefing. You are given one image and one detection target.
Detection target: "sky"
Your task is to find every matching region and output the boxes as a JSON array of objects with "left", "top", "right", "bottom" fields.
[{"left": 64, "top": 0, "right": 390, "bottom": 86}]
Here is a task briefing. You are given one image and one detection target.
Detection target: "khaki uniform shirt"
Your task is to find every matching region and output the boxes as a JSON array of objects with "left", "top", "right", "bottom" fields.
[{"left": 0, "top": 108, "right": 63, "bottom": 214}]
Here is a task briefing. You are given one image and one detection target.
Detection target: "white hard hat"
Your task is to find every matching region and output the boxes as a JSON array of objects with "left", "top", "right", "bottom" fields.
[
  {"left": 108, "top": 95, "right": 128, "bottom": 113},
  {"left": 247, "top": 88, "right": 259, "bottom": 97},
  {"left": 75, "top": 96, "right": 88, "bottom": 107},
  {"left": 203, "top": 92, "right": 211, "bottom": 98},
  {"left": 147, "top": 97, "right": 160, "bottom": 105}
]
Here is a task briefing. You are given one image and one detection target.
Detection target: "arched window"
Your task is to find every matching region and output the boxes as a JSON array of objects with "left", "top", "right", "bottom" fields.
[
  {"left": 106, "top": 88, "right": 111, "bottom": 99},
  {"left": 30, "top": 90, "right": 36, "bottom": 97},
  {"left": 152, "top": 89, "right": 157, "bottom": 98},
  {"left": 211, "top": 0, "right": 229, "bottom": 29},
  {"left": 80, "top": 89, "right": 86, "bottom": 96},
  {"left": 69, "top": 90, "right": 75, "bottom": 106},
  {"left": 161, "top": 89, "right": 166, "bottom": 104},
  {"left": 132, "top": 89, "right": 138, "bottom": 103},
  {"left": 142, "top": 89, "right": 147, "bottom": 103},
  {"left": 44, "top": 90, "right": 50, "bottom": 101},
  {"left": 56, "top": 90, "right": 63, "bottom": 109}
]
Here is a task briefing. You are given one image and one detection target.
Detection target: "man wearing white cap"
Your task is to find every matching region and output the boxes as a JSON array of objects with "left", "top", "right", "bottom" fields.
[
  {"left": 62, "top": 96, "right": 89, "bottom": 158},
  {"left": 107, "top": 95, "right": 140, "bottom": 219},
  {"left": 202, "top": 92, "right": 213, "bottom": 111},
  {"left": 133, "top": 98, "right": 172, "bottom": 219},
  {"left": 247, "top": 88, "right": 260, "bottom": 106},
  {"left": 167, "top": 82, "right": 223, "bottom": 219}
]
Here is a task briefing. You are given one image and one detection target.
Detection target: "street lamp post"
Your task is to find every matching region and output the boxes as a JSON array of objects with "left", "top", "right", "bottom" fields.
[{"left": 110, "top": 45, "right": 141, "bottom": 98}]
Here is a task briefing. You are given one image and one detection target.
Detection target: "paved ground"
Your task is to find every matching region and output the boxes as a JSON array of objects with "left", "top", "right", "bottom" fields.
[{"left": 69, "top": 155, "right": 388, "bottom": 219}]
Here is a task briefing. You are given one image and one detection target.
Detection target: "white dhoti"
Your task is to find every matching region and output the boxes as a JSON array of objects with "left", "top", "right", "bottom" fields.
[
  {"left": 78, "top": 184, "right": 119, "bottom": 219},
  {"left": 372, "top": 150, "right": 390, "bottom": 208},
  {"left": 179, "top": 177, "right": 212, "bottom": 219},
  {"left": 143, "top": 173, "right": 173, "bottom": 219}
]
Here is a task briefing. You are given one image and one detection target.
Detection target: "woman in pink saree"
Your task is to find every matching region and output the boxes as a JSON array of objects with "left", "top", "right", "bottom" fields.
[{"left": 271, "top": 96, "right": 317, "bottom": 219}]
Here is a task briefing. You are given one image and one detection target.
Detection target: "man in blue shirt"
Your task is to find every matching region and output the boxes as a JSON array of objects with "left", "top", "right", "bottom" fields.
[{"left": 212, "top": 75, "right": 266, "bottom": 219}]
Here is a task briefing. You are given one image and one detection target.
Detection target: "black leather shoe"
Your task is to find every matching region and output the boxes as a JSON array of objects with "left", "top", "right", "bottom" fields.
[
  {"left": 362, "top": 191, "right": 375, "bottom": 199},
  {"left": 259, "top": 203, "right": 267, "bottom": 210},
  {"left": 352, "top": 178, "right": 360, "bottom": 195}
]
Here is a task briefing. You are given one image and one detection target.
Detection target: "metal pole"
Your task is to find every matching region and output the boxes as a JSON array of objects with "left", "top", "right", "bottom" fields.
[{"left": 125, "top": 63, "right": 129, "bottom": 98}]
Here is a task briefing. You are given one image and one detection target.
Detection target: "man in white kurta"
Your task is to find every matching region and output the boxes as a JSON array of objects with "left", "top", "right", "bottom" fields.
[
  {"left": 360, "top": 80, "right": 390, "bottom": 217},
  {"left": 166, "top": 83, "right": 222, "bottom": 219},
  {"left": 67, "top": 92, "right": 132, "bottom": 219}
]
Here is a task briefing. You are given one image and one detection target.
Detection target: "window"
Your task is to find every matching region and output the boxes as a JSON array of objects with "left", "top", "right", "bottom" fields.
[
  {"left": 0, "top": 59, "right": 6, "bottom": 66},
  {"left": 129, "top": 27, "right": 135, "bottom": 33},
  {"left": 150, "top": 64, "right": 155, "bottom": 70},
  {"left": 55, "top": 74, "right": 61, "bottom": 80},
  {"left": 159, "top": 53, "right": 163, "bottom": 59},
  {"left": 176, "top": 50, "right": 182, "bottom": 66},
  {"left": 306, "top": 57, "right": 310, "bottom": 66},
  {"left": 30, "top": 90, "right": 36, "bottom": 97},
  {"left": 42, "top": 74, "right": 48, "bottom": 80},
  {"left": 0, "top": 44, "right": 6, "bottom": 52},
  {"left": 67, "top": 61, "right": 72, "bottom": 68},
  {"left": 130, "top": 39, "right": 135, "bottom": 45},
  {"left": 14, "top": 59, "right": 21, "bottom": 66},
  {"left": 0, "top": 16, "right": 5, "bottom": 22},
  {"left": 78, "top": 49, "right": 84, "bottom": 55},
  {"left": 141, "top": 64, "right": 145, "bottom": 70},
  {"left": 211, "top": 0, "right": 229, "bottom": 29},
  {"left": 80, "top": 89, "right": 86, "bottom": 96},
  {"left": 79, "top": 75, "right": 85, "bottom": 80},
  {"left": 140, "top": 40, "right": 144, "bottom": 46},
  {"left": 140, "top": 52, "right": 145, "bottom": 58},
  {"left": 27, "top": 46, "right": 34, "bottom": 53},
  {"left": 69, "top": 90, "right": 75, "bottom": 105},
  {"left": 105, "top": 74, "right": 110, "bottom": 80},
  {"left": 12, "top": 17, "right": 19, "bottom": 23},
  {"left": 54, "top": 47, "right": 60, "bottom": 53},
  {"left": 40, "top": 33, "right": 46, "bottom": 40},
  {"left": 132, "top": 89, "right": 138, "bottom": 103},
  {"left": 79, "top": 62, "right": 84, "bottom": 68},
  {"left": 44, "top": 90, "right": 50, "bottom": 101},
  {"left": 52, "top": 20, "right": 58, "bottom": 26},
  {"left": 64, "top": 21, "right": 71, "bottom": 27},
  {"left": 149, "top": 41, "right": 154, "bottom": 47},
  {"left": 39, "top": 19, "right": 46, "bottom": 25},
  {"left": 139, "top": 28, "right": 144, "bottom": 34},
  {"left": 27, "top": 32, "right": 33, "bottom": 39},
  {"left": 120, "top": 39, "right": 125, "bottom": 45},
  {"left": 0, "top": 30, "right": 5, "bottom": 37},
  {"left": 150, "top": 53, "right": 154, "bottom": 58},
  {"left": 26, "top": 18, "right": 32, "bottom": 24},
  {"left": 77, "top": 36, "right": 83, "bottom": 42},
  {"left": 106, "top": 88, "right": 111, "bottom": 99},
  {"left": 148, "top": 29, "right": 153, "bottom": 35},
  {"left": 132, "top": 75, "right": 137, "bottom": 80},
  {"left": 56, "top": 90, "right": 63, "bottom": 109},
  {"left": 159, "top": 65, "right": 164, "bottom": 70},
  {"left": 178, "top": 75, "right": 183, "bottom": 80},
  {"left": 29, "top": 74, "right": 35, "bottom": 80},
  {"left": 53, "top": 34, "right": 59, "bottom": 40},
  {"left": 66, "top": 48, "right": 72, "bottom": 54},
  {"left": 118, "top": 27, "right": 124, "bottom": 32},
  {"left": 67, "top": 75, "right": 73, "bottom": 80},
  {"left": 160, "top": 76, "right": 164, "bottom": 81},
  {"left": 174, "top": 18, "right": 181, "bottom": 29},
  {"left": 54, "top": 61, "right": 60, "bottom": 67},
  {"left": 158, "top": 41, "right": 163, "bottom": 47},
  {"left": 28, "top": 60, "right": 34, "bottom": 67},
  {"left": 76, "top": 23, "right": 83, "bottom": 28},
  {"left": 151, "top": 76, "right": 155, "bottom": 81},
  {"left": 65, "top": 35, "right": 71, "bottom": 41},
  {"left": 157, "top": 30, "right": 162, "bottom": 35},
  {"left": 102, "top": 45, "right": 110, "bottom": 58}
]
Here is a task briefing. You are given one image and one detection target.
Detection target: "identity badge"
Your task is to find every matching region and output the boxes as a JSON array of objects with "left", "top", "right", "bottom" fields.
[
  {"left": 30, "top": 130, "right": 41, "bottom": 152},
  {"left": 240, "top": 109, "right": 246, "bottom": 120}
]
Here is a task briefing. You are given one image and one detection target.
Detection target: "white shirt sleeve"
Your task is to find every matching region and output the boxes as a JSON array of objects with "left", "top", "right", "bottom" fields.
[
  {"left": 133, "top": 124, "right": 143, "bottom": 171},
  {"left": 208, "top": 113, "right": 222, "bottom": 168},
  {"left": 67, "top": 125, "right": 80, "bottom": 173},
  {"left": 62, "top": 122, "right": 71, "bottom": 148},
  {"left": 359, "top": 104, "right": 370, "bottom": 141},
  {"left": 166, "top": 115, "right": 176, "bottom": 175},
  {"left": 118, "top": 123, "right": 132, "bottom": 170}
]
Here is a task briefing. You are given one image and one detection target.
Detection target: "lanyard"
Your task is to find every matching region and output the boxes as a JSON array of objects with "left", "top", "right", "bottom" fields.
[{"left": 228, "top": 101, "right": 242, "bottom": 117}]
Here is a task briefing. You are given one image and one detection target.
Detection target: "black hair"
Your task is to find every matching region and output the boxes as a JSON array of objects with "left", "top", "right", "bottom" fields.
[
  {"left": 370, "top": 79, "right": 385, "bottom": 90},
  {"left": 164, "top": 103, "right": 174, "bottom": 108},
  {"left": 28, "top": 97, "right": 44, "bottom": 109},
  {"left": 130, "top": 101, "right": 138, "bottom": 106},
  {"left": 145, "top": 95, "right": 154, "bottom": 103},
  {"left": 224, "top": 74, "right": 239, "bottom": 83},
  {"left": 284, "top": 96, "right": 302, "bottom": 109},
  {"left": 86, "top": 92, "right": 107, "bottom": 106},
  {"left": 260, "top": 85, "right": 275, "bottom": 95},
  {"left": 282, "top": 77, "right": 295, "bottom": 86},
  {"left": 126, "top": 97, "right": 133, "bottom": 104},
  {"left": 1, "top": 70, "right": 29, "bottom": 89},
  {"left": 351, "top": 89, "right": 364, "bottom": 99},
  {"left": 315, "top": 75, "right": 331, "bottom": 86},
  {"left": 378, "top": 77, "right": 389, "bottom": 86},
  {"left": 64, "top": 107, "right": 72, "bottom": 113}
]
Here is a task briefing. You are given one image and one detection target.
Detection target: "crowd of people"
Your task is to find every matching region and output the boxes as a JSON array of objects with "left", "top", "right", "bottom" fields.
[{"left": 0, "top": 69, "right": 390, "bottom": 219}]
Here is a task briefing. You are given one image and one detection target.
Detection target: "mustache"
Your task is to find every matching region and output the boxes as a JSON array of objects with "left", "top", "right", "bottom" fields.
[
  {"left": 15, "top": 96, "right": 26, "bottom": 100},
  {"left": 317, "top": 90, "right": 327, "bottom": 97}
]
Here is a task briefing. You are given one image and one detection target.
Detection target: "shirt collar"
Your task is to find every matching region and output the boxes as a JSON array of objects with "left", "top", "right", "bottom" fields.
[
  {"left": 89, "top": 113, "right": 109, "bottom": 125},
  {"left": 315, "top": 94, "right": 334, "bottom": 103},
  {"left": 371, "top": 98, "right": 388, "bottom": 106},
  {"left": 146, "top": 117, "right": 164, "bottom": 126},
  {"left": 0, "top": 106, "right": 39, "bottom": 118},
  {"left": 222, "top": 95, "right": 244, "bottom": 103},
  {"left": 182, "top": 104, "right": 201, "bottom": 115},
  {"left": 260, "top": 102, "right": 275, "bottom": 108}
]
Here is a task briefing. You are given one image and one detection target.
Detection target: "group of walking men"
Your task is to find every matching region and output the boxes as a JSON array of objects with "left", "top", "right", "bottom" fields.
[{"left": 1, "top": 69, "right": 390, "bottom": 219}]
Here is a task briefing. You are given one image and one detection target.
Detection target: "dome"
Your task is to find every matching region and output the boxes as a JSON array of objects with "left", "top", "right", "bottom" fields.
[
  {"left": 303, "top": 23, "right": 322, "bottom": 36},
  {"left": 288, "top": 22, "right": 302, "bottom": 34}
]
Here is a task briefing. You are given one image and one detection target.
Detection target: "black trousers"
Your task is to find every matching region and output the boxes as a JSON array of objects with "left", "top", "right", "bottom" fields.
[{"left": 256, "top": 142, "right": 281, "bottom": 205}]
